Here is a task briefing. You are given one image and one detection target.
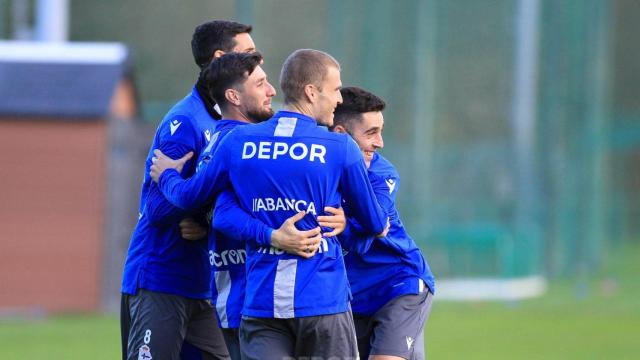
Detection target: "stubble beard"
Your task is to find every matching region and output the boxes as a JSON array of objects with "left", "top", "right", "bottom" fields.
[{"left": 248, "top": 107, "right": 274, "bottom": 123}]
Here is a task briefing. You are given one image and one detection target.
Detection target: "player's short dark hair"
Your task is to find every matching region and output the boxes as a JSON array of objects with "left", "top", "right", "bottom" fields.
[
  {"left": 332, "top": 87, "right": 386, "bottom": 129},
  {"left": 203, "top": 52, "right": 263, "bottom": 110},
  {"left": 279, "top": 49, "right": 340, "bottom": 105},
  {"left": 191, "top": 20, "right": 253, "bottom": 70}
]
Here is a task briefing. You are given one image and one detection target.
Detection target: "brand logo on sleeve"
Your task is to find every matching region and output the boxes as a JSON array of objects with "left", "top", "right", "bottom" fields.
[
  {"left": 204, "top": 129, "right": 211, "bottom": 142},
  {"left": 406, "top": 336, "right": 414, "bottom": 350},
  {"left": 197, "top": 131, "right": 221, "bottom": 172},
  {"left": 170, "top": 119, "right": 182, "bottom": 135},
  {"left": 385, "top": 178, "right": 396, "bottom": 194},
  {"left": 201, "top": 131, "right": 220, "bottom": 156}
]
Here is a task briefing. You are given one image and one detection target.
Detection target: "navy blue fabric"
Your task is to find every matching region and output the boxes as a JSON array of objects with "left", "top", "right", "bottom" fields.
[{"left": 121, "top": 87, "right": 216, "bottom": 299}]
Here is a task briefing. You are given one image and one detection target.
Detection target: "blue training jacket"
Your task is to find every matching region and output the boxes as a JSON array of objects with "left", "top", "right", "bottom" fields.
[
  {"left": 342, "top": 153, "right": 436, "bottom": 315},
  {"left": 121, "top": 87, "right": 215, "bottom": 299},
  {"left": 197, "top": 119, "right": 271, "bottom": 328},
  {"left": 157, "top": 110, "right": 388, "bottom": 318}
]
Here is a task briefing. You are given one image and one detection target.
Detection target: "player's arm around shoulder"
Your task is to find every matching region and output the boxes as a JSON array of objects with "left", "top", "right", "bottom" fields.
[
  {"left": 155, "top": 114, "right": 201, "bottom": 162},
  {"left": 153, "top": 127, "right": 235, "bottom": 212},
  {"left": 143, "top": 114, "right": 202, "bottom": 223},
  {"left": 146, "top": 114, "right": 211, "bottom": 215}
]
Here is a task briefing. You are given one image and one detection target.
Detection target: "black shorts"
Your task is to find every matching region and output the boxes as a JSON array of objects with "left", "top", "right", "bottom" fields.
[
  {"left": 221, "top": 328, "right": 241, "bottom": 360},
  {"left": 354, "top": 288, "right": 433, "bottom": 359},
  {"left": 120, "top": 289, "right": 229, "bottom": 360},
  {"left": 239, "top": 311, "right": 358, "bottom": 360}
]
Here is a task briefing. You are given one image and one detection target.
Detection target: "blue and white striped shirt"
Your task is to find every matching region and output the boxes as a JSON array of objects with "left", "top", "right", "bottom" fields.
[{"left": 158, "top": 111, "right": 387, "bottom": 318}]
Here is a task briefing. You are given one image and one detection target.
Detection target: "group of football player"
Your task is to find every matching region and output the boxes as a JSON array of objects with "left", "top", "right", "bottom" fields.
[{"left": 121, "top": 20, "right": 435, "bottom": 360}]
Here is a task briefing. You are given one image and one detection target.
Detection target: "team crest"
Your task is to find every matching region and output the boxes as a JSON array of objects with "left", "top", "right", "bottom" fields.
[{"left": 138, "top": 345, "right": 152, "bottom": 360}]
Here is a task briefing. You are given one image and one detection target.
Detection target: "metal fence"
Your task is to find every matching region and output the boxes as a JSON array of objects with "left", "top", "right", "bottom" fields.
[{"left": 10, "top": 0, "right": 633, "bottom": 301}]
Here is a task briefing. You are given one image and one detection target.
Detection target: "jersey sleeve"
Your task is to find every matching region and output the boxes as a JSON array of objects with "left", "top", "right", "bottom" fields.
[
  {"left": 145, "top": 119, "right": 202, "bottom": 225},
  {"left": 339, "top": 169, "right": 394, "bottom": 253},
  {"left": 338, "top": 215, "right": 373, "bottom": 253},
  {"left": 157, "top": 114, "right": 199, "bottom": 149},
  {"left": 339, "top": 139, "right": 388, "bottom": 235},
  {"left": 368, "top": 170, "right": 396, "bottom": 216},
  {"left": 212, "top": 189, "right": 273, "bottom": 247},
  {"left": 157, "top": 134, "right": 233, "bottom": 211}
]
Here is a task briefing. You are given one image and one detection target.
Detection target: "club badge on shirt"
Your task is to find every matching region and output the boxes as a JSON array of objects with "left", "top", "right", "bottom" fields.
[{"left": 138, "top": 345, "right": 152, "bottom": 360}]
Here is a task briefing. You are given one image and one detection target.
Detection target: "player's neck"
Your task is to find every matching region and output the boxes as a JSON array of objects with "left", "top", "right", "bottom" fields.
[
  {"left": 222, "top": 108, "right": 252, "bottom": 124},
  {"left": 284, "top": 103, "right": 315, "bottom": 121}
]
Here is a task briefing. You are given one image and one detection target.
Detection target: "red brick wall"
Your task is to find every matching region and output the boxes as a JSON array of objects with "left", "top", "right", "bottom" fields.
[{"left": 0, "top": 118, "right": 106, "bottom": 313}]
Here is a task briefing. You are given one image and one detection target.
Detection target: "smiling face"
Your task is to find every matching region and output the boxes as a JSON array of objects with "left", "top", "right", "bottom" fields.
[
  {"left": 345, "top": 111, "right": 384, "bottom": 167},
  {"left": 331, "top": 86, "right": 387, "bottom": 167},
  {"left": 237, "top": 65, "right": 276, "bottom": 122}
]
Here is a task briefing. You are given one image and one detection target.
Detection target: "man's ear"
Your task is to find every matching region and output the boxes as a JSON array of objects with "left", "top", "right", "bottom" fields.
[
  {"left": 212, "top": 49, "right": 225, "bottom": 59},
  {"left": 333, "top": 124, "right": 348, "bottom": 134},
  {"left": 224, "top": 89, "right": 241, "bottom": 106},
  {"left": 303, "top": 84, "right": 316, "bottom": 104}
]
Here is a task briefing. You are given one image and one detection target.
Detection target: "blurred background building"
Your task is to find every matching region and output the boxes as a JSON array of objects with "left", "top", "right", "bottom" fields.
[{"left": 0, "top": 0, "right": 638, "bottom": 312}]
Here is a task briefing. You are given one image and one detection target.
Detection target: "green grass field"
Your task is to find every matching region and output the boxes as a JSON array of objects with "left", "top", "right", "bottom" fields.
[{"left": 1, "top": 243, "right": 638, "bottom": 359}]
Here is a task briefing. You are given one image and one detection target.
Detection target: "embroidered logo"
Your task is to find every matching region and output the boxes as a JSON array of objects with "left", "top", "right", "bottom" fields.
[
  {"left": 200, "top": 131, "right": 220, "bottom": 159},
  {"left": 204, "top": 129, "right": 211, "bottom": 142},
  {"left": 406, "top": 336, "right": 414, "bottom": 350},
  {"left": 170, "top": 119, "right": 182, "bottom": 135},
  {"left": 385, "top": 178, "right": 396, "bottom": 194}
]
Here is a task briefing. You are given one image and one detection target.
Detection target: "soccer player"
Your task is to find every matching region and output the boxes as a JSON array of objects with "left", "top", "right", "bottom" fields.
[
  {"left": 185, "top": 51, "right": 344, "bottom": 360},
  {"left": 120, "top": 20, "right": 257, "bottom": 360},
  {"left": 198, "top": 50, "right": 275, "bottom": 360},
  {"left": 332, "top": 87, "right": 436, "bottom": 360},
  {"left": 149, "top": 49, "right": 389, "bottom": 359}
]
